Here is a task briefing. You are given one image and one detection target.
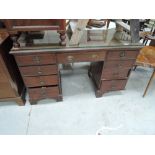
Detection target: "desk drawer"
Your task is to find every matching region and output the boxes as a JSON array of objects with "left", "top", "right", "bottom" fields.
[
  {"left": 28, "top": 86, "right": 59, "bottom": 100},
  {"left": 101, "top": 79, "right": 127, "bottom": 92},
  {"left": 107, "top": 51, "right": 139, "bottom": 60},
  {"left": 19, "top": 65, "right": 57, "bottom": 76},
  {"left": 57, "top": 51, "right": 106, "bottom": 63},
  {"left": 15, "top": 53, "right": 56, "bottom": 66},
  {"left": 101, "top": 68, "right": 130, "bottom": 80},
  {"left": 23, "top": 75, "right": 58, "bottom": 87},
  {"left": 104, "top": 60, "right": 135, "bottom": 69}
]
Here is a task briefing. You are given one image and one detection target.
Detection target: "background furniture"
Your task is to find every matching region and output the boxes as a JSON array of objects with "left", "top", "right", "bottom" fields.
[
  {"left": 136, "top": 46, "right": 155, "bottom": 97},
  {"left": 135, "top": 23, "right": 155, "bottom": 97},
  {"left": 1, "top": 19, "right": 66, "bottom": 46},
  {"left": 0, "top": 32, "right": 25, "bottom": 105}
]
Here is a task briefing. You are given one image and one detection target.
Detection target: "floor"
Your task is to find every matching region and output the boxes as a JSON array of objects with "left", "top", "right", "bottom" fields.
[{"left": 0, "top": 62, "right": 155, "bottom": 135}]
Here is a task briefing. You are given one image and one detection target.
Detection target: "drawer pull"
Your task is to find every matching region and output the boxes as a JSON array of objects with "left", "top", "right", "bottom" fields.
[
  {"left": 33, "top": 56, "right": 40, "bottom": 63},
  {"left": 118, "top": 64, "right": 123, "bottom": 68},
  {"left": 113, "top": 72, "right": 119, "bottom": 76},
  {"left": 91, "top": 54, "right": 98, "bottom": 59},
  {"left": 120, "top": 51, "right": 126, "bottom": 58},
  {"left": 38, "top": 71, "right": 42, "bottom": 75},
  {"left": 40, "top": 81, "right": 45, "bottom": 85},
  {"left": 41, "top": 87, "right": 46, "bottom": 97},
  {"left": 111, "top": 86, "right": 116, "bottom": 90},
  {"left": 67, "top": 55, "right": 74, "bottom": 62}
]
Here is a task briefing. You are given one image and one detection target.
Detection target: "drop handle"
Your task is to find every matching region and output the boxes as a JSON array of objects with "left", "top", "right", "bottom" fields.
[
  {"left": 91, "top": 54, "right": 98, "bottom": 59},
  {"left": 119, "top": 51, "right": 126, "bottom": 57},
  {"left": 38, "top": 71, "right": 42, "bottom": 75},
  {"left": 41, "top": 87, "right": 46, "bottom": 97},
  {"left": 67, "top": 55, "right": 74, "bottom": 62},
  {"left": 111, "top": 86, "right": 116, "bottom": 90},
  {"left": 33, "top": 56, "right": 40, "bottom": 63},
  {"left": 40, "top": 81, "right": 45, "bottom": 85},
  {"left": 118, "top": 64, "right": 123, "bottom": 68}
]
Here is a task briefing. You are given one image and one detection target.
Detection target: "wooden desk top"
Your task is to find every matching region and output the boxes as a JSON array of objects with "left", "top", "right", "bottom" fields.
[{"left": 10, "top": 28, "right": 143, "bottom": 54}]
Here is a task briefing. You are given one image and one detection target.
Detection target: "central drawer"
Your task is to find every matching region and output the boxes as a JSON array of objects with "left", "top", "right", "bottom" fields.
[
  {"left": 57, "top": 51, "right": 106, "bottom": 64},
  {"left": 19, "top": 65, "right": 57, "bottom": 76},
  {"left": 23, "top": 75, "right": 58, "bottom": 87},
  {"left": 15, "top": 53, "right": 56, "bottom": 66},
  {"left": 28, "top": 86, "right": 59, "bottom": 100}
]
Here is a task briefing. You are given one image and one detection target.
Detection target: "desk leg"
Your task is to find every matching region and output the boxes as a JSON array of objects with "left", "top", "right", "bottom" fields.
[
  {"left": 29, "top": 100, "right": 37, "bottom": 105},
  {"left": 143, "top": 69, "right": 155, "bottom": 97},
  {"left": 95, "top": 90, "right": 103, "bottom": 98},
  {"left": 56, "top": 95, "right": 63, "bottom": 102}
]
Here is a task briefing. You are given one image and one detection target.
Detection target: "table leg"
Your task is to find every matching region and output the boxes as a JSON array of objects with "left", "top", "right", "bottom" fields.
[{"left": 143, "top": 69, "right": 155, "bottom": 97}]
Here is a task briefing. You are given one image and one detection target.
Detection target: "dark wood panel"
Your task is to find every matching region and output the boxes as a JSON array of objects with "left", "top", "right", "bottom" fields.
[
  {"left": 15, "top": 53, "right": 56, "bottom": 66},
  {"left": 19, "top": 65, "right": 57, "bottom": 76},
  {"left": 23, "top": 75, "right": 58, "bottom": 87},
  {"left": 89, "top": 61, "right": 103, "bottom": 88}
]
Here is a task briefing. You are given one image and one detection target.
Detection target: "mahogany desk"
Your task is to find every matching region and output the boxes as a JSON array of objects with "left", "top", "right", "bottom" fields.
[{"left": 10, "top": 29, "right": 142, "bottom": 104}]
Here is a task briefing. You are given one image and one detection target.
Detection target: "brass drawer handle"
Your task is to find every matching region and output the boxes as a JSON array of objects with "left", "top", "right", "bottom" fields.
[
  {"left": 38, "top": 71, "right": 42, "bottom": 75},
  {"left": 40, "top": 81, "right": 45, "bottom": 85},
  {"left": 67, "top": 55, "right": 74, "bottom": 62},
  {"left": 113, "top": 72, "right": 119, "bottom": 76},
  {"left": 120, "top": 51, "right": 126, "bottom": 58},
  {"left": 118, "top": 64, "right": 123, "bottom": 68},
  {"left": 41, "top": 87, "right": 46, "bottom": 97},
  {"left": 33, "top": 56, "right": 40, "bottom": 63},
  {"left": 91, "top": 54, "right": 98, "bottom": 59},
  {"left": 111, "top": 86, "right": 116, "bottom": 90}
]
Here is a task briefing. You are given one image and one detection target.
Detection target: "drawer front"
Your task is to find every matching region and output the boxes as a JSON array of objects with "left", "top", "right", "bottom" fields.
[
  {"left": 102, "top": 68, "right": 130, "bottom": 80},
  {"left": 15, "top": 53, "right": 56, "bottom": 66},
  {"left": 19, "top": 65, "right": 57, "bottom": 76},
  {"left": 57, "top": 51, "right": 106, "bottom": 63},
  {"left": 107, "top": 51, "right": 139, "bottom": 60},
  {"left": 23, "top": 75, "right": 58, "bottom": 87},
  {"left": 104, "top": 60, "right": 135, "bottom": 69},
  {"left": 101, "top": 79, "right": 127, "bottom": 92},
  {"left": 28, "top": 86, "right": 59, "bottom": 100}
]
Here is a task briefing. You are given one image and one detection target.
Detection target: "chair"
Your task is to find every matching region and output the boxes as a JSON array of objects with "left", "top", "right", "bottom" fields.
[
  {"left": 135, "top": 45, "right": 155, "bottom": 97},
  {"left": 134, "top": 19, "right": 155, "bottom": 97}
]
